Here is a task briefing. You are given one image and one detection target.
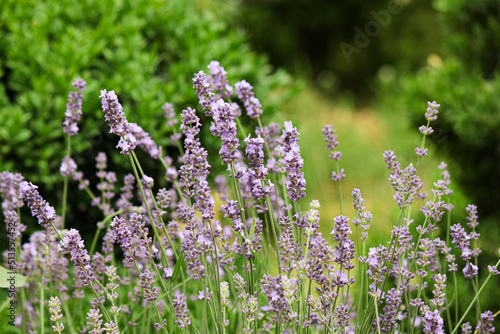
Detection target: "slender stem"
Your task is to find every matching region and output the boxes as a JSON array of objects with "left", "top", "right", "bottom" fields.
[
  {"left": 61, "top": 135, "right": 71, "bottom": 229},
  {"left": 335, "top": 160, "right": 343, "bottom": 215},
  {"left": 453, "top": 271, "right": 459, "bottom": 323},
  {"left": 374, "top": 296, "right": 382, "bottom": 334},
  {"left": 132, "top": 151, "right": 179, "bottom": 261},
  {"left": 40, "top": 283, "right": 45, "bottom": 334},
  {"left": 61, "top": 300, "right": 77, "bottom": 334},
  {"left": 89, "top": 209, "right": 123, "bottom": 256},
  {"left": 127, "top": 154, "right": 169, "bottom": 265},
  {"left": 235, "top": 117, "right": 248, "bottom": 139},
  {"left": 451, "top": 259, "right": 500, "bottom": 334},
  {"left": 415, "top": 120, "right": 430, "bottom": 171}
]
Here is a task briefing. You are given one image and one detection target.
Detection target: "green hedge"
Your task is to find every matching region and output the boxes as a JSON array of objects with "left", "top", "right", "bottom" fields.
[
  {"left": 380, "top": 0, "right": 500, "bottom": 220},
  {"left": 0, "top": 0, "right": 295, "bottom": 188}
]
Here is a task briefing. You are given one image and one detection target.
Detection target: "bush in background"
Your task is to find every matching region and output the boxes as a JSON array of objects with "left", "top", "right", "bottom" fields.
[
  {"left": 0, "top": 0, "right": 295, "bottom": 190},
  {"left": 239, "top": 0, "right": 441, "bottom": 99},
  {"left": 380, "top": 0, "right": 500, "bottom": 222}
]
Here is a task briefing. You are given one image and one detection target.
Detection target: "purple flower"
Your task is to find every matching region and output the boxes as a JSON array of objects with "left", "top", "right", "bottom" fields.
[
  {"left": 419, "top": 125, "right": 434, "bottom": 135},
  {"left": 163, "top": 267, "right": 173, "bottom": 279},
  {"left": 141, "top": 175, "right": 154, "bottom": 189},
  {"left": 173, "top": 293, "right": 191, "bottom": 328},
  {"left": 415, "top": 147, "right": 428, "bottom": 157},
  {"left": 96, "top": 152, "right": 107, "bottom": 172},
  {"left": 207, "top": 61, "right": 234, "bottom": 98},
  {"left": 178, "top": 106, "right": 216, "bottom": 223},
  {"left": 463, "top": 262, "right": 478, "bottom": 278},
  {"left": 425, "top": 101, "right": 440, "bottom": 121},
  {"left": 139, "top": 269, "right": 158, "bottom": 302},
  {"left": 332, "top": 168, "right": 346, "bottom": 181},
  {"left": 465, "top": 204, "right": 479, "bottom": 229},
  {"left": 351, "top": 189, "right": 372, "bottom": 241},
  {"left": 211, "top": 99, "right": 241, "bottom": 165},
  {"left": 449, "top": 223, "right": 472, "bottom": 261},
  {"left": 3, "top": 210, "right": 26, "bottom": 241},
  {"left": 331, "top": 215, "right": 355, "bottom": 270},
  {"left": 0, "top": 171, "right": 25, "bottom": 210},
  {"left": 280, "top": 122, "right": 306, "bottom": 201},
  {"left": 462, "top": 322, "right": 472, "bottom": 334},
  {"left": 322, "top": 125, "right": 342, "bottom": 160},
  {"left": 193, "top": 70, "right": 215, "bottom": 116},
  {"left": 384, "top": 153, "right": 422, "bottom": 209},
  {"left": 375, "top": 288, "right": 402, "bottom": 334},
  {"left": 162, "top": 102, "right": 178, "bottom": 127},
  {"left": 110, "top": 217, "right": 132, "bottom": 252},
  {"left": 19, "top": 181, "right": 56, "bottom": 228},
  {"left": 487, "top": 265, "right": 500, "bottom": 275},
  {"left": 366, "top": 245, "right": 389, "bottom": 283},
  {"left": 87, "top": 309, "right": 103, "bottom": 333},
  {"left": 477, "top": 311, "right": 495, "bottom": 334},
  {"left": 261, "top": 274, "right": 298, "bottom": 324},
  {"left": 244, "top": 135, "right": 272, "bottom": 201},
  {"left": 129, "top": 123, "right": 161, "bottom": 159},
  {"left": 60, "top": 157, "right": 77, "bottom": 177},
  {"left": 423, "top": 310, "right": 444, "bottom": 334},
  {"left": 63, "top": 78, "right": 86, "bottom": 136},
  {"left": 430, "top": 274, "right": 446, "bottom": 308},
  {"left": 59, "top": 229, "right": 95, "bottom": 285},
  {"left": 420, "top": 199, "right": 446, "bottom": 222},
  {"left": 235, "top": 80, "right": 262, "bottom": 119},
  {"left": 99, "top": 89, "right": 137, "bottom": 154}
]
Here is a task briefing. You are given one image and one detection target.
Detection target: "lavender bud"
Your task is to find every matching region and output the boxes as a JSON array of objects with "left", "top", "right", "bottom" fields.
[{"left": 63, "top": 78, "right": 86, "bottom": 136}]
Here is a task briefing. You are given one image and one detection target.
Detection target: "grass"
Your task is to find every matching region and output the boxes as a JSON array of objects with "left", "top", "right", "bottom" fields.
[{"left": 281, "top": 87, "right": 467, "bottom": 241}]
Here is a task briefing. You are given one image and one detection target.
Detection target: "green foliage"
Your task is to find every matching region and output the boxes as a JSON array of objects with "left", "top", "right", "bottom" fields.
[
  {"left": 240, "top": 0, "right": 441, "bottom": 98},
  {"left": 0, "top": 0, "right": 295, "bottom": 190},
  {"left": 380, "top": 0, "right": 500, "bottom": 219}
]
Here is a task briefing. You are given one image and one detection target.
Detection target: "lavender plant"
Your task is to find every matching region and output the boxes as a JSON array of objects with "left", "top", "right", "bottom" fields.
[{"left": 1, "top": 64, "right": 499, "bottom": 334}]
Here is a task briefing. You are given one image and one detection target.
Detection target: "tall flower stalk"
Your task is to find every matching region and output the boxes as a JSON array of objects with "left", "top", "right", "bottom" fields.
[
  {"left": 3, "top": 67, "right": 500, "bottom": 334},
  {"left": 61, "top": 78, "right": 86, "bottom": 229}
]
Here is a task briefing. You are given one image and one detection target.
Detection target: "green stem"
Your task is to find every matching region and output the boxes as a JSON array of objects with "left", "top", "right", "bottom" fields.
[
  {"left": 40, "top": 283, "right": 45, "bottom": 334},
  {"left": 127, "top": 154, "right": 169, "bottom": 266},
  {"left": 374, "top": 296, "right": 382, "bottom": 334},
  {"left": 89, "top": 209, "right": 123, "bottom": 256},
  {"left": 450, "top": 259, "right": 500, "bottom": 334},
  {"left": 335, "top": 160, "right": 343, "bottom": 215},
  {"left": 61, "top": 135, "right": 71, "bottom": 229},
  {"left": 132, "top": 151, "right": 179, "bottom": 261}
]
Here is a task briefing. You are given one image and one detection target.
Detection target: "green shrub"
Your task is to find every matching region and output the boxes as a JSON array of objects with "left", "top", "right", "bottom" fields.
[
  {"left": 0, "top": 0, "right": 295, "bottom": 189},
  {"left": 380, "top": 0, "right": 500, "bottom": 220}
]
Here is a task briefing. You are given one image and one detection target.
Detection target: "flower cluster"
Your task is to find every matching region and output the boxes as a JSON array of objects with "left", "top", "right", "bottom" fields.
[
  {"left": 235, "top": 80, "right": 262, "bottom": 119},
  {"left": 4, "top": 64, "right": 500, "bottom": 334},
  {"left": 63, "top": 78, "right": 86, "bottom": 136},
  {"left": 99, "top": 89, "right": 137, "bottom": 154},
  {"left": 19, "top": 181, "right": 56, "bottom": 228}
]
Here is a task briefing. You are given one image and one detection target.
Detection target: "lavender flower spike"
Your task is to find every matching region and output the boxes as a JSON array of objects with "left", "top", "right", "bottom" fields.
[
  {"left": 173, "top": 293, "right": 191, "bottom": 328},
  {"left": 99, "top": 89, "right": 137, "bottom": 154},
  {"left": 48, "top": 296, "right": 65, "bottom": 333},
  {"left": 423, "top": 310, "right": 444, "bottom": 334},
  {"left": 60, "top": 156, "right": 77, "bottom": 177},
  {"left": 193, "top": 70, "right": 215, "bottom": 116},
  {"left": 235, "top": 80, "right": 263, "bottom": 119},
  {"left": 63, "top": 78, "right": 86, "bottom": 136},
  {"left": 281, "top": 121, "right": 306, "bottom": 201},
  {"left": 208, "top": 60, "right": 234, "bottom": 98},
  {"left": 0, "top": 171, "right": 25, "bottom": 210},
  {"left": 322, "top": 125, "right": 341, "bottom": 160},
  {"left": 59, "top": 228, "right": 96, "bottom": 285},
  {"left": 19, "top": 181, "right": 56, "bottom": 229}
]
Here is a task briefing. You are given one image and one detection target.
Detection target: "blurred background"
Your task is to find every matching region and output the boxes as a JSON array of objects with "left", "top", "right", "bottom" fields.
[{"left": 1, "top": 0, "right": 499, "bottom": 327}]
